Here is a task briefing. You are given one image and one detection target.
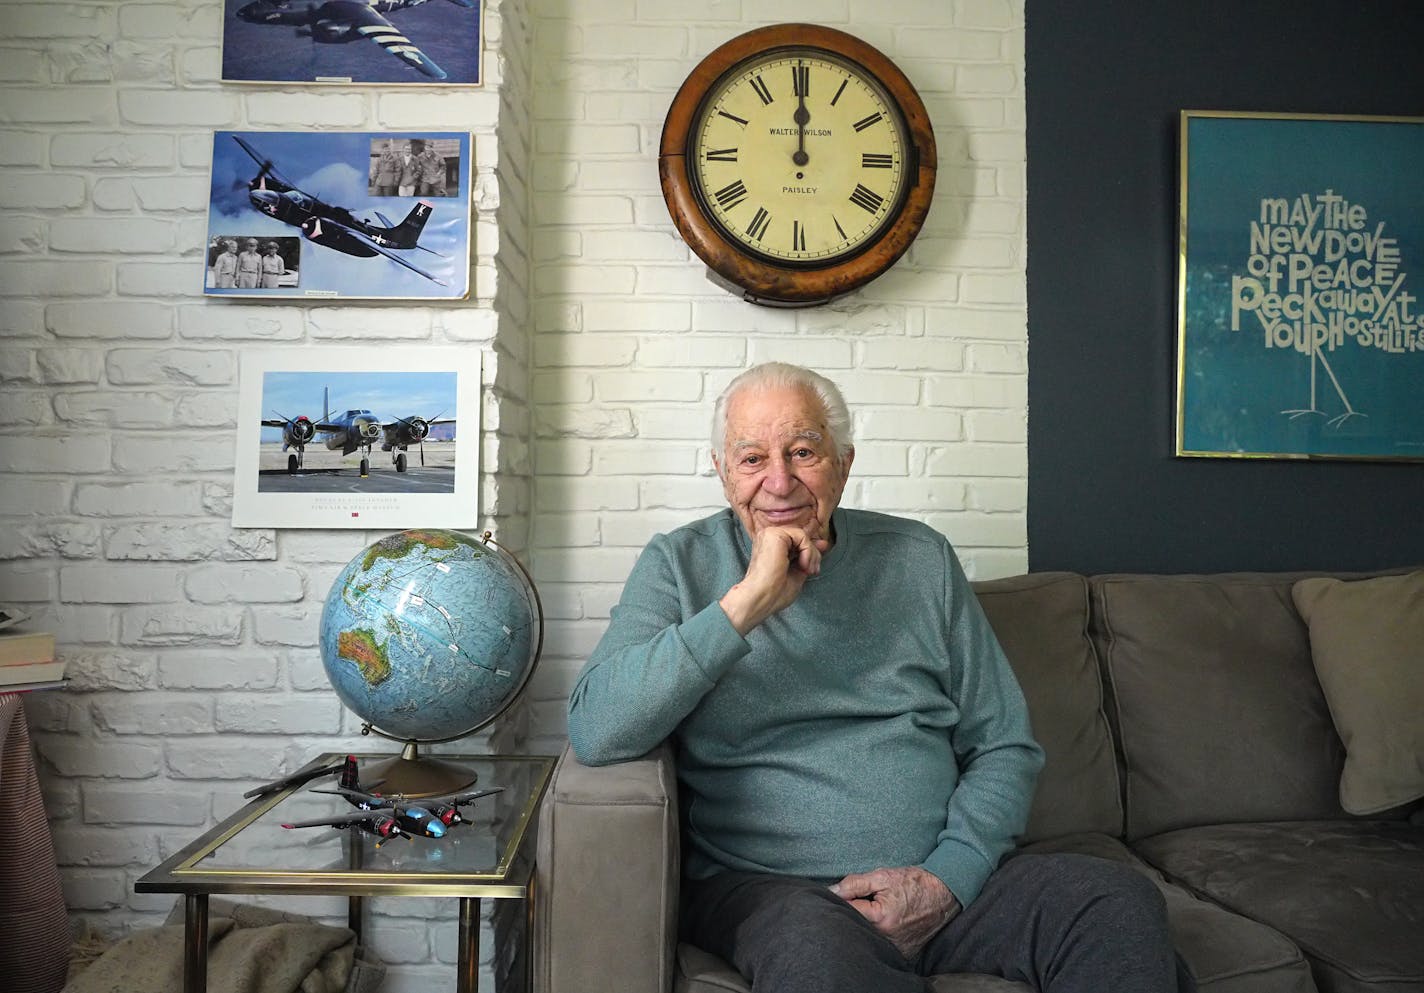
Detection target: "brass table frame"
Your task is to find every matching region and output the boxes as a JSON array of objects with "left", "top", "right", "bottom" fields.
[{"left": 136, "top": 752, "right": 555, "bottom": 993}]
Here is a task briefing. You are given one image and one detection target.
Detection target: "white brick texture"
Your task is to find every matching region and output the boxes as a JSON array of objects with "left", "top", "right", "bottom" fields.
[{"left": 526, "top": 0, "right": 1029, "bottom": 758}]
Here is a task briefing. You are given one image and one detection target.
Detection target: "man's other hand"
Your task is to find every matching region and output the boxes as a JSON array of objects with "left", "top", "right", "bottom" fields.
[
  {"left": 719, "top": 525, "right": 829, "bottom": 635},
  {"left": 830, "top": 865, "right": 961, "bottom": 959}
]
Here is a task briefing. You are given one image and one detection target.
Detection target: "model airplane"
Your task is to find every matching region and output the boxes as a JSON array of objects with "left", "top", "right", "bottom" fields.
[
  {"left": 262, "top": 387, "right": 455, "bottom": 475},
  {"left": 260, "top": 756, "right": 503, "bottom": 847},
  {"left": 231, "top": 135, "right": 446, "bottom": 284},
  {"left": 234, "top": 0, "right": 475, "bottom": 81}
]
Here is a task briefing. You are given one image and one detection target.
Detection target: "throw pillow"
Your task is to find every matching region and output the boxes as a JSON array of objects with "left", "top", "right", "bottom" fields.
[{"left": 1292, "top": 571, "right": 1424, "bottom": 815}]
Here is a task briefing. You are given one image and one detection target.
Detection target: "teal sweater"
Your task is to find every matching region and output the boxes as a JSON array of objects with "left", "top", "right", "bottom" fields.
[{"left": 567, "top": 508, "right": 1043, "bottom": 907}]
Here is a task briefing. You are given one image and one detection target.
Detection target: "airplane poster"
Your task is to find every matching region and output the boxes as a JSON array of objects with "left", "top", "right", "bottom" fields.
[
  {"left": 232, "top": 348, "right": 481, "bottom": 529},
  {"left": 221, "top": 0, "right": 482, "bottom": 85},
  {"left": 205, "top": 130, "right": 472, "bottom": 300}
]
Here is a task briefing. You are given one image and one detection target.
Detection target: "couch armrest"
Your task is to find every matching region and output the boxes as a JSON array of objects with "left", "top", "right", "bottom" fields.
[{"left": 533, "top": 741, "right": 680, "bottom": 993}]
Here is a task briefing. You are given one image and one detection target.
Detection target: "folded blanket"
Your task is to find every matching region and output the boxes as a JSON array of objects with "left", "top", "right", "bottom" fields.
[{"left": 63, "top": 899, "right": 384, "bottom": 993}]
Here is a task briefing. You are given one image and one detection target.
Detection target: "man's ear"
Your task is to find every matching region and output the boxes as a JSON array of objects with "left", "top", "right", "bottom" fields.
[
  {"left": 840, "top": 447, "right": 855, "bottom": 480},
  {"left": 711, "top": 451, "right": 725, "bottom": 482}
]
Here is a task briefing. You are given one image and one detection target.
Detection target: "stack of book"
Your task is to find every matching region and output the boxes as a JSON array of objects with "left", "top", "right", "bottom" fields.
[{"left": 0, "top": 630, "right": 66, "bottom": 692}]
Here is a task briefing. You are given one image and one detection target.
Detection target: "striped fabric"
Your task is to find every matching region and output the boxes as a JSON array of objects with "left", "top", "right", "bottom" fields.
[{"left": 0, "top": 694, "right": 70, "bottom": 993}]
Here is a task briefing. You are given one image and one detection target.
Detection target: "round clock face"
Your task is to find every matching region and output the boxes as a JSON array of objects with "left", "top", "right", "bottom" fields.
[
  {"left": 688, "top": 49, "right": 912, "bottom": 267},
  {"left": 660, "top": 25, "right": 936, "bottom": 305}
]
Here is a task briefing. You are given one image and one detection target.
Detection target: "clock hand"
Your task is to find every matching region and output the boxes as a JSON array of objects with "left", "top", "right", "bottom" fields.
[{"left": 793, "top": 89, "right": 810, "bottom": 167}]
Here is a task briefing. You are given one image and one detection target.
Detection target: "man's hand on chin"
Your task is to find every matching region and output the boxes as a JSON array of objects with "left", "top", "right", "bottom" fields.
[
  {"left": 830, "top": 865, "right": 962, "bottom": 960},
  {"left": 719, "top": 525, "right": 829, "bottom": 635}
]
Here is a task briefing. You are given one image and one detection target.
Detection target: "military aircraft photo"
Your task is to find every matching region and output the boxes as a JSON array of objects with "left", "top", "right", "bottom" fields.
[
  {"left": 232, "top": 134, "right": 446, "bottom": 284},
  {"left": 222, "top": 0, "right": 482, "bottom": 85},
  {"left": 264, "top": 387, "right": 455, "bottom": 476},
  {"left": 232, "top": 0, "right": 476, "bottom": 80},
  {"left": 206, "top": 131, "right": 471, "bottom": 299}
]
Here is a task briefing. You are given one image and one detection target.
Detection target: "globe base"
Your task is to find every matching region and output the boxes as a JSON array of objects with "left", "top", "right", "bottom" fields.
[{"left": 366, "top": 743, "right": 478, "bottom": 798}]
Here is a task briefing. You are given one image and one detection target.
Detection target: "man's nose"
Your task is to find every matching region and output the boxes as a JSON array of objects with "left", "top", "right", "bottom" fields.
[{"left": 761, "top": 457, "right": 797, "bottom": 494}]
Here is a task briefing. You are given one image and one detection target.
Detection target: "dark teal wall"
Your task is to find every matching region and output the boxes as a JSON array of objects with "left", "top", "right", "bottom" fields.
[{"left": 1025, "top": 0, "right": 1424, "bottom": 574}]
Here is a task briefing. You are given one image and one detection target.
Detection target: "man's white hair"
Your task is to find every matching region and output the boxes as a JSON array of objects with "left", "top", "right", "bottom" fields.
[{"left": 711, "top": 362, "right": 853, "bottom": 460}]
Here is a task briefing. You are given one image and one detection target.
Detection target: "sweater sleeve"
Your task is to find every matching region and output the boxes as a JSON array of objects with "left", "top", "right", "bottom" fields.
[
  {"left": 917, "top": 546, "right": 1044, "bottom": 907},
  {"left": 566, "top": 535, "right": 750, "bottom": 766}
]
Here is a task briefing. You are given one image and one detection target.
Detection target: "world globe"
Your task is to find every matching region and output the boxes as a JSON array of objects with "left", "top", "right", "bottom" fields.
[{"left": 319, "top": 529, "right": 542, "bottom": 791}]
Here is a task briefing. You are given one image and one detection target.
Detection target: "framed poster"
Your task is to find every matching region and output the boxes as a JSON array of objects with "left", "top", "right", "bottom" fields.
[
  {"left": 221, "top": 0, "right": 482, "bottom": 85},
  {"left": 205, "top": 131, "right": 471, "bottom": 300},
  {"left": 232, "top": 348, "right": 481, "bottom": 529},
  {"left": 1176, "top": 111, "right": 1424, "bottom": 461}
]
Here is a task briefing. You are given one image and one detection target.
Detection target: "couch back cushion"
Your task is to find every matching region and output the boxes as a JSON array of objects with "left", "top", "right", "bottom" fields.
[
  {"left": 1090, "top": 573, "right": 1346, "bottom": 840},
  {"left": 973, "top": 572, "right": 1122, "bottom": 843}
]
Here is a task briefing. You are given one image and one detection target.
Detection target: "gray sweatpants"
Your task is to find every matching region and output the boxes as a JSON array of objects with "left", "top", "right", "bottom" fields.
[{"left": 681, "top": 852, "right": 1194, "bottom": 993}]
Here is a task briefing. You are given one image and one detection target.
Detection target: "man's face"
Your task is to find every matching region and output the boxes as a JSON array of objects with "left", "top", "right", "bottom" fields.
[{"left": 715, "top": 384, "right": 853, "bottom": 544}]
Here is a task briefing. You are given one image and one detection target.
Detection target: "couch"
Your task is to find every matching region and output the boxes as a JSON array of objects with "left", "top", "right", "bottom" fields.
[{"left": 533, "top": 569, "right": 1424, "bottom": 993}]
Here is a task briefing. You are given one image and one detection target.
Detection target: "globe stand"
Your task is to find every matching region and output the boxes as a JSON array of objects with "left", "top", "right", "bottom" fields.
[{"left": 363, "top": 740, "right": 477, "bottom": 799}]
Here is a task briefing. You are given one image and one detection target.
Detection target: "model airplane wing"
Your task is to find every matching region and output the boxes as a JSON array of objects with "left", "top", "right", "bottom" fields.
[
  {"left": 324, "top": 0, "right": 448, "bottom": 80},
  {"left": 429, "top": 786, "right": 505, "bottom": 807},
  {"left": 281, "top": 809, "right": 385, "bottom": 830},
  {"left": 311, "top": 783, "right": 390, "bottom": 805}
]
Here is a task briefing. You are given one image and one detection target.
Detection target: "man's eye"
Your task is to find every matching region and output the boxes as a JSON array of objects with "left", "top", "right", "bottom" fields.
[
  {"left": 792, "top": 448, "right": 814, "bottom": 460},
  {"left": 741, "top": 454, "right": 761, "bottom": 466}
]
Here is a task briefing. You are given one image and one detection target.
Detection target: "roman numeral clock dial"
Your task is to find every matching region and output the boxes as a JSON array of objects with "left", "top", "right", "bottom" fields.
[{"left": 659, "top": 24, "right": 937, "bottom": 306}]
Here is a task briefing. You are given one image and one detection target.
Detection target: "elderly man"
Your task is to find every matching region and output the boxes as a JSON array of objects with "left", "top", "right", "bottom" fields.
[{"left": 568, "top": 363, "right": 1189, "bottom": 993}]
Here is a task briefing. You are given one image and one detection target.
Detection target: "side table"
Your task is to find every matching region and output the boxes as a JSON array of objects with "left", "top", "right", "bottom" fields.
[{"left": 136, "top": 752, "right": 554, "bottom": 993}]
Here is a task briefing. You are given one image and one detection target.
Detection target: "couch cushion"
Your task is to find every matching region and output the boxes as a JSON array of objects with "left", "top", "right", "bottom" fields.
[
  {"left": 1291, "top": 572, "right": 1424, "bottom": 815},
  {"left": 973, "top": 572, "right": 1122, "bottom": 843},
  {"left": 1136, "top": 821, "right": 1424, "bottom": 993},
  {"left": 1019, "top": 832, "right": 1316, "bottom": 993},
  {"left": 1090, "top": 573, "right": 1346, "bottom": 839}
]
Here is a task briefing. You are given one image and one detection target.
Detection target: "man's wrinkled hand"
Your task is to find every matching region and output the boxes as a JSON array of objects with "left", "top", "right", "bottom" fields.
[
  {"left": 830, "top": 866, "right": 961, "bottom": 959},
  {"left": 719, "top": 525, "right": 828, "bottom": 635}
]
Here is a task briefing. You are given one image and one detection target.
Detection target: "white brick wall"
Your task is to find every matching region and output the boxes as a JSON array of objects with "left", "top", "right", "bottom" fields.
[
  {"left": 0, "top": 0, "right": 533, "bottom": 986},
  {"left": 524, "top": 1, "right": 1030, "bottom": 757},
  {"left": 0, "top": 0, "right": 1027, "bottom": 983}
]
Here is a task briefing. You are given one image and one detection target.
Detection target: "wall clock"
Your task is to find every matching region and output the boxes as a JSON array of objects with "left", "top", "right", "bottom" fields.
[{"left": 659, "top": 23, "right": 936, "bottom": 306}]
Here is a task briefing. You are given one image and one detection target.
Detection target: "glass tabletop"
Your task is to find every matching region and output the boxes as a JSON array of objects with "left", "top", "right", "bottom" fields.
[{"left": 137, "top": 752, "right": 555, "bottom": 898}]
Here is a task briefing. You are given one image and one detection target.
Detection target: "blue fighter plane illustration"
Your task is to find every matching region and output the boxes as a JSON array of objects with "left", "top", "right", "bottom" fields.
[
  {"left": 233, "top": 135, "right": 446, "bottom": 284},
  {"left": 234, "top": 0, "right": 475, "bottom": 80},
  {"left": 263, "top": 388, "right": 455, "bottom": 475}
]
